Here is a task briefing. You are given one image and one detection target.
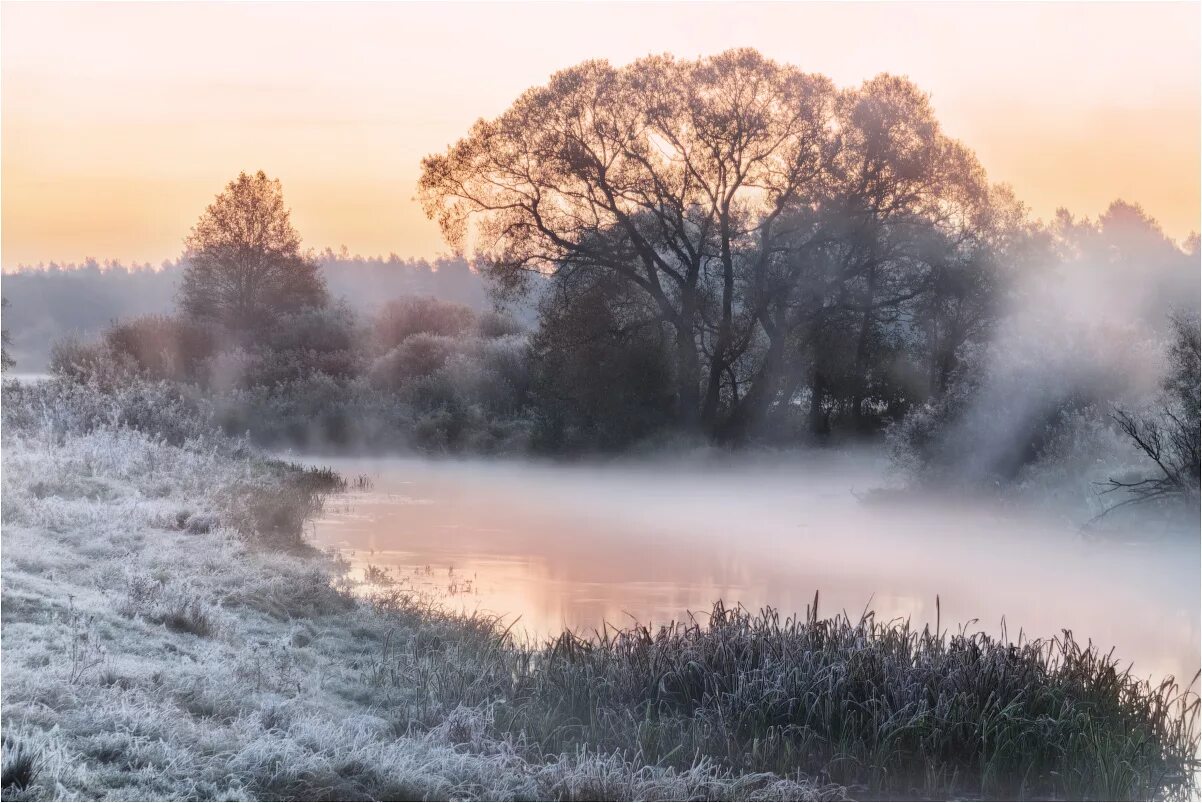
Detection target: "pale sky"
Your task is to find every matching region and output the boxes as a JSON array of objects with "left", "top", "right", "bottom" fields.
[{"left": 2, "top": 1, "right": 1199, "bottom": 270}]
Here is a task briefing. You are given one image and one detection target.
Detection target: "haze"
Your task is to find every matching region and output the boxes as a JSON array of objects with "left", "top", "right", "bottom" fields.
[
  {"left": 309, "top": 452, "right": 1201, "bottom": 687},
  {"left": 3, "top": 1, "right": 1199, "bottom": 270}
]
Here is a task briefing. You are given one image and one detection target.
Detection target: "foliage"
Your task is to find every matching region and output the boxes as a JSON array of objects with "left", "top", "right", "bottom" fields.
[
  {"left": 373, "top": 296, "right": 478, "bottom": 350},
  {"left": 888, "top": 202, "right": 1198, "bottom": 499},
  {"left": 528, "top": 268, "right": 677, "bottom": 451},
  {"left": 103, "top": 314, "right": 217, "bottom": 384},
  {"left": 4, "top": 373, "right": 214, "bottom": 448},
  {"left": 0, "top": 256, "right": 492, "bottom": 372},
  {"left": 420, "top": 51, "right": 1016, "bottom": 439},
  {"left": 4, "top": 338, "right": 1199, "bottom": 803},
  {"left": 180, "top": 171, "right": 327, "bottom": 332}
]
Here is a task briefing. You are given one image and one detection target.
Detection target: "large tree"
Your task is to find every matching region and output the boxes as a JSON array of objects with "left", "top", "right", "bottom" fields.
[
  {"left": 179, "top": 171, "right": 326, "bottom": 332},
  {"left": 420, "top": 51, "right": 1009, "bottom": 440}
]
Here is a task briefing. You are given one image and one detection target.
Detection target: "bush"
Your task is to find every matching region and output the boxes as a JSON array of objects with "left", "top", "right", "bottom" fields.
[
  {"left": 475, "top": 309, "right": 526, "bottom": 339},
  {"left": 48, "top": 337, "right": 136, "bottom": 389},
  {"left": 369, "top": 333, "right": 459, "bottom": 390},
  {"left": 40, "top": 292, "right": 536, "bottom": 455},
  {"left": 104, "top": 314, "right": 217, "bottom": 383},
  {"left": 224, "top": 461, "right": 343, "bottom": 550},
  {"left": 262, "top": 304, "right": 358, "bottom": 354},
  {"left": 4, "top": 374, "right": 215, "bottom": 447},
  {"left": 373, "top": 296, "right": 477, "bottom": 351},
  {"left": 478, "top": 334, "right": 530, "bottom": 401},
  {"left": 214, "top": 347, "right": 361, "bottom": 389}
]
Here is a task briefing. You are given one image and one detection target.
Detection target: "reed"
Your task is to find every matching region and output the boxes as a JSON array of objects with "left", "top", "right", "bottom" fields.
[{"left": 368, "top": 591, "right": 1200, "bottom": 801}]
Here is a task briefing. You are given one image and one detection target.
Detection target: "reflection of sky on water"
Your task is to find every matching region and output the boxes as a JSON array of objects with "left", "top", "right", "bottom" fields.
[{"left": 308, "top": 453, "right": 1200, "bottom": 686}]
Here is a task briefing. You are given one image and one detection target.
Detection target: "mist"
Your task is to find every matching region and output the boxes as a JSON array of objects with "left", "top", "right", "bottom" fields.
[
  {"left": 2, "top": 44, "right": 1198, "bottom": 802},
  {"left": 304, "top": 449, "right": 1200, "bottom": 686},
  {"left": 905, "top": 203, "right": 1199, "bottom": 496}
]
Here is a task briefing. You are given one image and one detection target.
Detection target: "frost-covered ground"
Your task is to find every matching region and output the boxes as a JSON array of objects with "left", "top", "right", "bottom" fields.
[
  {"left": 2, "top": 380, "right": 1196, "bottom": 801},
  {"left": 0, "top": 391, "right": 833, "bottom": 801}
]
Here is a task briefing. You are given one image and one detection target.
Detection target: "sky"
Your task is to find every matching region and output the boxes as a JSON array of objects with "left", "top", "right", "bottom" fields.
[{"left": 2, "top": 1, "right": 1199, "bottom": 271}]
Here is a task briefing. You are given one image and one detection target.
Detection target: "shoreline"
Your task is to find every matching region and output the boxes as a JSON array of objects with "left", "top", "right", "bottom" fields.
[{"left": 1, "top": 380, "right": 1198, "bottom": 801}]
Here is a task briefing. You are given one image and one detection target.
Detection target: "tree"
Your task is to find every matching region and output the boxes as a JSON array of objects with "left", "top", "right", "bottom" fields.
[
  {"left": 420, "top": 50, "right": 838, "bottom": 434},
  {"left": 179, "top": 171, "right": 327, "bottom": 332},
  {"left": 420, "top": 52, "right": 1006, "bottom": 440},
  {"left": 529, "top": 262, "right": 676, "bottom": 451},
  {"left": 721, "top": 75, "right": 1005, "bottom": 439}
]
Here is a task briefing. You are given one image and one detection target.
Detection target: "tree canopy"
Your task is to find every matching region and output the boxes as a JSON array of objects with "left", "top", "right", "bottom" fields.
[
  {"left": 180, "top": 171, "right": 327, "bottom": 332},
  {"left": 420, "top": 50, "right": 1021, "bottom": 439}
]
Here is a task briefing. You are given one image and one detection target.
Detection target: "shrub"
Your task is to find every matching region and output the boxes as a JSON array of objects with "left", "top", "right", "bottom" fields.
[
  {"left": 475, "top": 309, "right": 525, "bottom": 339},
  {"left": 158, "top": 594, "right": 216, "bottom": 637},
  {"left": 262, "top": 303, "right": 358, "bottom": 354},
  {"left": 4, "top": 374, "right": 214, "bottom": 446},
  {"left": 215, "top": 373, "right": 362, "bottom": 447},
  {"left": 369, "top": 333, "right": 460, "bottom": 390},
  {"left": 48, "top": 337, "right": 136, "bottom": 389},
  {"left": 478, "top": 334, "right": 531, "bottom": 402},
  {"left": 372, "top": 296, "right": 477, "bottom": 351},
  {"left": 233, "top": 348, "right": 361, "bottom": 388},
  {"left": 223, "top": 461, "right": 342, "bottom": 550},
  {"left": 103, "top": 314, "right": 217, "bottom": 383}
]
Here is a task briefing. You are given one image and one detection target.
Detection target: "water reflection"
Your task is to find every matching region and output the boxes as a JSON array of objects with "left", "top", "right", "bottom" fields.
[{"left": 307, "top": 452, "right": 1200, "bottom": 685}]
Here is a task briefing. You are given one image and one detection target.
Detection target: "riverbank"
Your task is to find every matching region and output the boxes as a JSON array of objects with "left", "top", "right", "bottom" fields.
[{"left": 1, "top": 379, "right": 1197, "bottom": 801}]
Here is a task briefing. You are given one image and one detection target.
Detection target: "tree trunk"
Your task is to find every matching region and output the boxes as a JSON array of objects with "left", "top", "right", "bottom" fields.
[
  {"left": 674, "top": 323, "right": 702, "bottom": 432},
  {"left": 702, "top": 234, "right": 737, "bottom": 427},
  {"left": 718, "top": 330, "right": 786, "bottom": 443},
  {"left": 850, "top": 262, "right": 878, "bottom": 432},
  {"left": 809, "top": 370, "right": 830, "bottom": 437}
]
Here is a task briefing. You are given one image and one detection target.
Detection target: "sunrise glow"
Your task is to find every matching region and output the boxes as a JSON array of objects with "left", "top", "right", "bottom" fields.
[{"left": 2, "top": 1, "right": 1198, "bottom": 270}]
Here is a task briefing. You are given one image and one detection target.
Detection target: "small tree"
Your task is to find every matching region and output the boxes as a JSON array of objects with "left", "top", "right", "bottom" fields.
[{"left": 179, "top": 171, "right": 326, "bottom": 332}]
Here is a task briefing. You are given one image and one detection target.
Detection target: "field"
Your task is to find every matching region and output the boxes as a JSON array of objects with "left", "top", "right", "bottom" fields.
[{"left": 0, "top": 379, "right": 1198, "bottom": 801}]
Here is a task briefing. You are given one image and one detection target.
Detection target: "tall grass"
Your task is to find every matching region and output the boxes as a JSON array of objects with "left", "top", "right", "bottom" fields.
[{"left": 365, "top": 591, "right": 1200, "bottom": 801}]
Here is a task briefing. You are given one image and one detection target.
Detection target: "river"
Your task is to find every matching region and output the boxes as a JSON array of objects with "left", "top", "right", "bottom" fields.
[{"left": 303, "top": 449, "right": 1200, "bottom": 686}]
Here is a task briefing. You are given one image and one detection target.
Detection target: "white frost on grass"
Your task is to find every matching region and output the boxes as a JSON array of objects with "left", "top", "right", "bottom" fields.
[{"left": 1, "top": 418, "right": 831, "bottom": 801}]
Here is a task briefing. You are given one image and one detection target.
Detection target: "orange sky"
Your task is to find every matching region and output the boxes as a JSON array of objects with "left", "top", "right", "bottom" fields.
[{"left": 2, "top": 1, "right": 1199, "bottom": 270}]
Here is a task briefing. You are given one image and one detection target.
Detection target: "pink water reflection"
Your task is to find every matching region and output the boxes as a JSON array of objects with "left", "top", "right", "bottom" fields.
[{"left": 308, "top": 453, "right": 1200, "bottom": 686}]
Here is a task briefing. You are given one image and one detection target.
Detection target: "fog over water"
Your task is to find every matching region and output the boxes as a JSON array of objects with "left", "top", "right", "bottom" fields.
[{"left": 305, "top": 449, "right": 1200, "bottom": 687}]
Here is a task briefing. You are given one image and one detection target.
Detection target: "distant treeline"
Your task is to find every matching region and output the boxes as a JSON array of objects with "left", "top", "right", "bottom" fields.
[{"left": 1, "top": 252, "right": 493, "bottom": 371}]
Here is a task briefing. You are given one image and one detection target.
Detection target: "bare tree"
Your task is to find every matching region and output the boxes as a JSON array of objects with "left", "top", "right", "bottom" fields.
[
  {"left": 179, "top": 171, "right": 326, "bottom": 332},
  {"left": 1101, "top": 313, "right": 1201, "bottom": 512}
]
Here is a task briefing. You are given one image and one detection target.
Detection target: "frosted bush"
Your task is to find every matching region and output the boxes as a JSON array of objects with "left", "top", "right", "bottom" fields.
[{"left": 369, "top": 333, "right": 460, "bottom": 389}]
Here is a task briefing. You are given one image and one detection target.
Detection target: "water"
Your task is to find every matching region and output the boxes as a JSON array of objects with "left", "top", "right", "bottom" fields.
[{"left": 306, "top": 450, "right": 1200, "bottom": 685}]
